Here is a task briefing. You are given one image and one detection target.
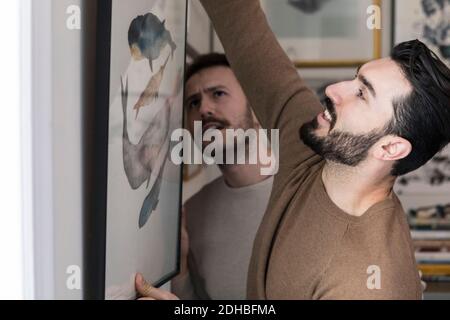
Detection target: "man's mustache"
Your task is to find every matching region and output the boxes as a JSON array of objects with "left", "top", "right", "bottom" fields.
[{"left": 201, "top": 117, "right": 230, "bottom": 132}]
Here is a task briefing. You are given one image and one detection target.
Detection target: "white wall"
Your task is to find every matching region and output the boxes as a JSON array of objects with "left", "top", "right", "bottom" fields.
[
  {"left": 28, "top": 0, "right": 55, "bottom": 300},
  {"left": 0, "top": 0, "right": 26, "bottom": 300},
  {"left": 51, "top": 0, "right": 85, "bottom": 300},
  {"left": 30, "top": 0, "right": 89, "bottom": 299}
]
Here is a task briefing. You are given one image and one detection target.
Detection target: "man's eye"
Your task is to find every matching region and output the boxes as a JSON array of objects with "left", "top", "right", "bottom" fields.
[
  {"left": 214, "top": 90, "right": 225, "bottom": 98},
  {"left": 189, "top": 100, "right": 200, "bottom": 108},
  {"left": 357, "top": 88, "right": 365, "bottom": 100}
]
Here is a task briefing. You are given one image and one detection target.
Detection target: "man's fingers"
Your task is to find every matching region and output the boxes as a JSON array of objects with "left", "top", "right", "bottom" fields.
[
  {"left": 142, "top": 287, "right": 179, "bottom": 300},
  {"left": 135, "top": 273, "right": 154, "bottom": 297},
  {"left": 135, "top": 273, "right": 179, "bottom": 300}
]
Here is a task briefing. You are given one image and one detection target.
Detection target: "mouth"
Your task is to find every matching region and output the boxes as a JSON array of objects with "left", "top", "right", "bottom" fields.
[
  {"left": 317, "top": 98, "right": 336, "bottom": 127},
  {"left": 317, "top": 111, "right": 331, "bottom": 127},
  {"left": 323, "top": 109, "right": 333, "bottom": 122},
  {"left": 202, "top": 122, "right": 226, "bottom": 133}
]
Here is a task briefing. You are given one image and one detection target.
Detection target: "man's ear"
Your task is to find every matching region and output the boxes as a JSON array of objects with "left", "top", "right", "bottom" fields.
[{"left": 373, "top": 135, "right": 412, "bottom": 161}]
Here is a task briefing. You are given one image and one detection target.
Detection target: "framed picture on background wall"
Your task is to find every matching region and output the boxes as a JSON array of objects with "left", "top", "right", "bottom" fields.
[
  {"left": 87, "top": 0, "right": 187, "bottom": 300},
  {"left": 259, "top": 0, "right": 383, "bottom": 68},
  {"left": 393, "top": 0, "right": 450, "bottom": 68}
]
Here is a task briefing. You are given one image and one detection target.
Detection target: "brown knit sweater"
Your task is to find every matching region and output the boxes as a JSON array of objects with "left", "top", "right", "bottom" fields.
[{"left": 200, "top": 0, "right": 422, "bottom": 300}]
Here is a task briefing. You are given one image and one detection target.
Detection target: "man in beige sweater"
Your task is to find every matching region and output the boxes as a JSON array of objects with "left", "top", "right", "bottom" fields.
[
  {"left": 136, "top": 53, "right": 274, "bottom": 300},
  {"left": 172, "top": 53, "right": 274, "bottom": 299},
  {"left": 192, "top": 0, "right": 450, "bottom": 299}
]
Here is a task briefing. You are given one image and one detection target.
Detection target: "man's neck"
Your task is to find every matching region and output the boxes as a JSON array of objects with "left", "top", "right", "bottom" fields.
[
  {"left": 321, "top": 162, "right": 395, "bottom": 217},
  {"left": 219, "top": 162, "right": 271, "bottom": 188}
]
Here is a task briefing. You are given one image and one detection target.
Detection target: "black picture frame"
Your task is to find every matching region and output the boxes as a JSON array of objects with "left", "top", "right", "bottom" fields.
[{"left": 85, "top": 0, "right": 187, "bottom": 300}]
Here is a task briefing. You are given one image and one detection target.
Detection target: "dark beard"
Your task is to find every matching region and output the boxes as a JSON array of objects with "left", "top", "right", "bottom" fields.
[{"left": 299, "top": 117, "right": 387, "bottom": 166}]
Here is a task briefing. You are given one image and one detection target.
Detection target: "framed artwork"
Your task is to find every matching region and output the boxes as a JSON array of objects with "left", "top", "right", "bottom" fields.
[
  {"left": 260, "top": 0, "right": 382, "bottom": 68},
  {"left": 87, "top": 0, "right": 187, "bottom": 300},
  {"left": 393, "top": 0, "right": 450, "bottom": 68}
]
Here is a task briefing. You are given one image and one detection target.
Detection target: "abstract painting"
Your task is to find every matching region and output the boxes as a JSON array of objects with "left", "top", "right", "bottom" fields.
[{"left": 89, "top": 0, "right": 187, "bottom": 300}]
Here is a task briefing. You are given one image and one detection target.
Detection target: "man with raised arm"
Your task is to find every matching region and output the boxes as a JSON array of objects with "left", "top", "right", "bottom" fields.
[{"left": 196, "top": 0, "right": 450, "bottom": 299}]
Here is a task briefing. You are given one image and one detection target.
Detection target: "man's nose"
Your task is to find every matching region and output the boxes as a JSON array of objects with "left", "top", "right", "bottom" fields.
[
  {"left": 325, "top": 80, "right": 354, "bottom": 106},
  {"left": 199, "top": 98, "right": 215, "bottom": 119}
]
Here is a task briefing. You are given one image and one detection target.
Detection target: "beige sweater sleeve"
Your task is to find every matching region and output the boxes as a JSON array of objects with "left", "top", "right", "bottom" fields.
[{"left": 199, "top": 0, "right": 324, "bottom": 167}]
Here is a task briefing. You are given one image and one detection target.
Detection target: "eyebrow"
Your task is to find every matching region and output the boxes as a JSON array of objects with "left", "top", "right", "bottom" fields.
[
  {"left": 185, "top": 85, "right": 228, "bottom": 103},
  {"left": 356, "top": 65, "right": 377, "bottom": 98}
]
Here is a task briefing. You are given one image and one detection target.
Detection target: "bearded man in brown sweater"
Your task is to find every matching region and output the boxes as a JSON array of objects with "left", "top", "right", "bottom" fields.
[{"left": 192, "top": 0, "right": 450, "bottom": 300}]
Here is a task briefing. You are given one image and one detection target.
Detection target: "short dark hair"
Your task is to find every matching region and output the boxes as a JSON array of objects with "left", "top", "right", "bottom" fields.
[
  {"left": 185, "top": 53, "right": 230, "bottom": 83},
  {"left": 389, "top": 39, "right": 450, "bottom": 176}
]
